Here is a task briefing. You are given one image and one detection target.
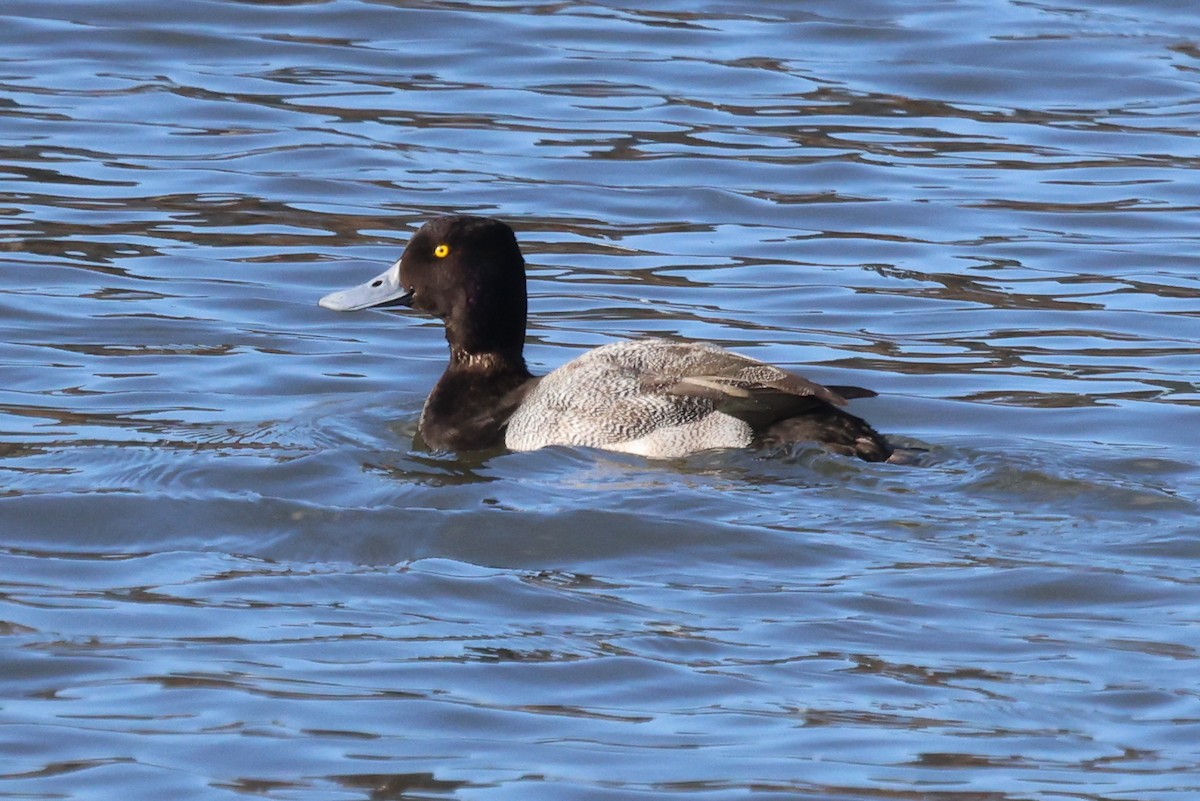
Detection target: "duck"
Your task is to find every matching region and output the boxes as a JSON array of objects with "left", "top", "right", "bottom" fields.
[{"left": 319, "top": 215, "right": 895, "bottom": 462}]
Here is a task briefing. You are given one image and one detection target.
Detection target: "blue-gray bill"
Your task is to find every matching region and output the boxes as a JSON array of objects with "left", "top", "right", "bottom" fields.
[{"left": 318, "top": 261, "right": 412, "bottom": 311}]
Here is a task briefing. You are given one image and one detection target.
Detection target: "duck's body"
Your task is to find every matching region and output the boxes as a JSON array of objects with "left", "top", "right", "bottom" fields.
[
  {"left": 506, "top": 340, "right": 889, "bottom": 460},
  {"left": 508, "top": 340, "right": 760, "bottom": 457},
  {"left": 319, "top": 215, "right": 894, "bottom": 462}
]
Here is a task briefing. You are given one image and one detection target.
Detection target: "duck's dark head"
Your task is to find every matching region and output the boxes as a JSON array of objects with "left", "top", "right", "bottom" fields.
[{"left": 320, "top": 215, "right": 528, "bottom": 357}]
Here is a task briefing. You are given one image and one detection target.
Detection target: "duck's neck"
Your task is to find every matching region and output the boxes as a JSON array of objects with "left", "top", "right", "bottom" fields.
[
  {"left": 447, "top": 346, "right": 529, "bottom": 376},
  {"left": 419, "top": 346, "right": 534, "bottom": 452}
]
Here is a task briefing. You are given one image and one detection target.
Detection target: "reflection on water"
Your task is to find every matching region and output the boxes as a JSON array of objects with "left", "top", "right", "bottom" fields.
[{"left": 2, "top": 0, "right": 1200, "bottom": 799}]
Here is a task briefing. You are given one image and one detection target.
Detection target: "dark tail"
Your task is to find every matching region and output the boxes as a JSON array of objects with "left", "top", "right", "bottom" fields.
[{"left": 759, "top": 407, "right": 893, "bottom": 462}]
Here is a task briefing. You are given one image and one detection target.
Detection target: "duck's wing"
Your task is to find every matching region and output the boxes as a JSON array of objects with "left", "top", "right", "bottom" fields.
[
  {"left": 640, "top": 346, "right": 855, "bottom": 427},
  {"left": 664, "top": 365, "right": 846, "bottom": 407},
  {"left": 655, "top": 354, "right": 893, "bottom": 456},
  {"left": 825, "top": 384, "right": 877, "bottom": 400}
]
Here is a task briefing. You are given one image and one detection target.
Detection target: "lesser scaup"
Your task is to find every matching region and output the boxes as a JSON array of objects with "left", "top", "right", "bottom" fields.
[{"left": 320, "top": 215, "right": 895, "bottom": 462}]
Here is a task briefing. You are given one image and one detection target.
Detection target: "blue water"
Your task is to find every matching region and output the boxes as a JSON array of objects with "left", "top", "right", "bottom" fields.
[{"left": 2, "top": 1, "right": 1199, "bottom": 799}]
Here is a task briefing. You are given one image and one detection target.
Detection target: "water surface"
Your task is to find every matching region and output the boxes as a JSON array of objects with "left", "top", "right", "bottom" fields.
[{"left": 2, "top": 1, "right": 1199, "bottom": 799}]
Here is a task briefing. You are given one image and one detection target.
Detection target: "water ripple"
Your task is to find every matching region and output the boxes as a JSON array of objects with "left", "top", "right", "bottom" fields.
[{"left": 3, "top": 0, "right": 1200, "bottom": 799}]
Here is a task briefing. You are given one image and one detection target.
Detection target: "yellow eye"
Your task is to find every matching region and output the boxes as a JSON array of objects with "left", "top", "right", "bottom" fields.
[{"left": 434, "top": 244, "right": 451, "bottom": 258}]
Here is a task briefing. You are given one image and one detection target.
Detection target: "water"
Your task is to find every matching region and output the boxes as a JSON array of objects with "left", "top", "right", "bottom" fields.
[{"left": 2, "top": 0, "right": 1199, "bottom": 798}]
